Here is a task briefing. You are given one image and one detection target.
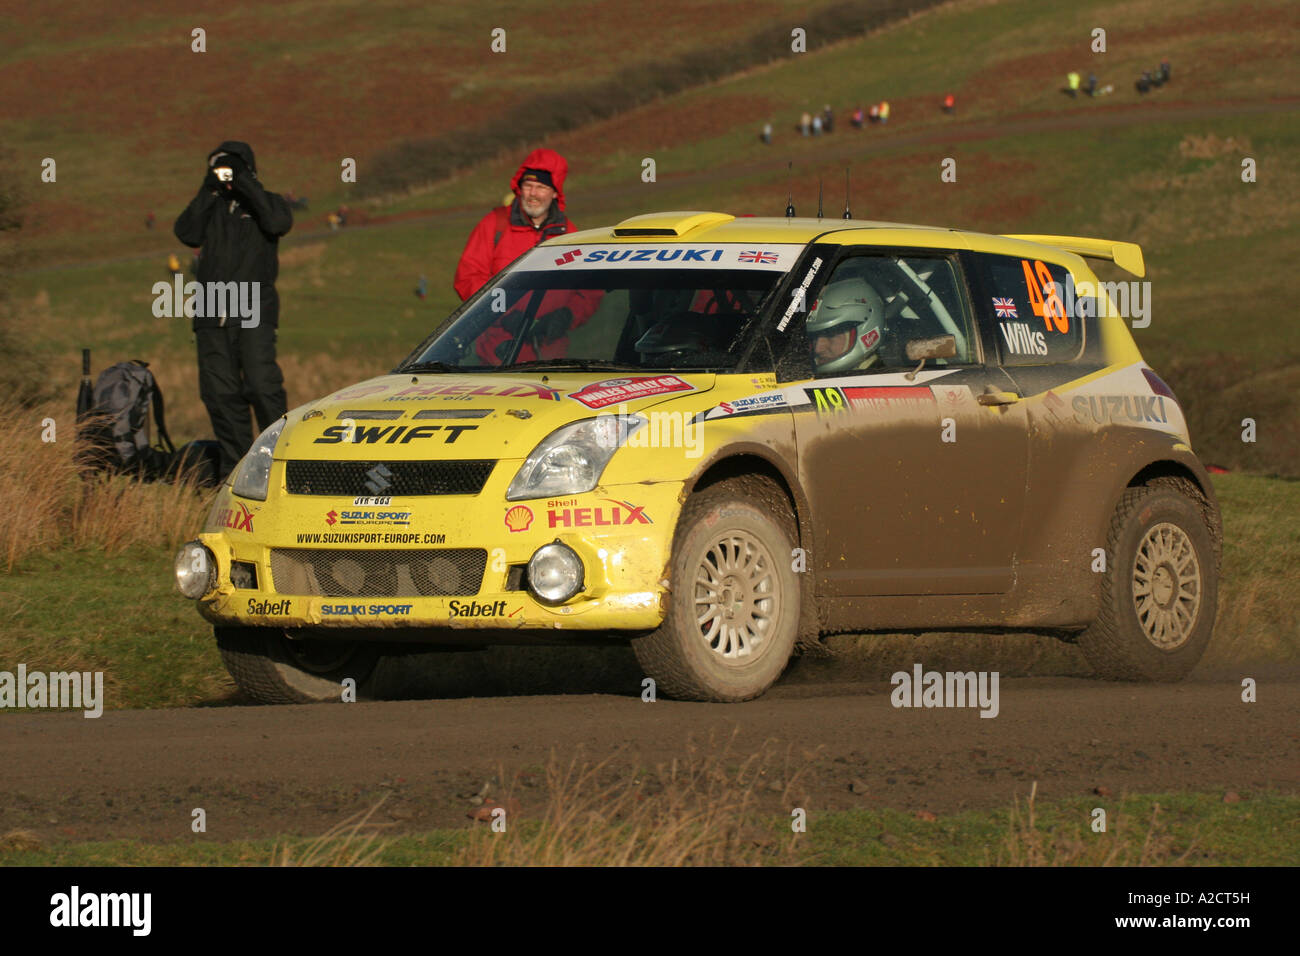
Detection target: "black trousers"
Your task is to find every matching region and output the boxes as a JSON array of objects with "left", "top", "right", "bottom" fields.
[{"left": 196, "top": 321, "right": 287, "bottom": 479}]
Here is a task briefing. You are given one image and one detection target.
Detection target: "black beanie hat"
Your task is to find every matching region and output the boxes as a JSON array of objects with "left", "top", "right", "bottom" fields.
[{"left": 518, "top": 168, "right": 555, "bottom": 190}]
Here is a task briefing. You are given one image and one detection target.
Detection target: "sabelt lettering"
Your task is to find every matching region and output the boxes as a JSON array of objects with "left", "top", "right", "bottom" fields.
[
  {"left": 247, "top": 598, "right": 291, "bottom": 615},
  {"left": 448, "top": 599, "right": 509, "bottom": 618},
  {"left": 314, "top": 424, "right": 478, "bottom": 444}
]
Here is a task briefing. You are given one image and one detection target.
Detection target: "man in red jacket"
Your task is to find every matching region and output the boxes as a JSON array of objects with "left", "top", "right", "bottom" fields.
[
  {"left": 454, "top": 148, "right": 576, "bottom": 300},
  {"left": 454, "top": 149, "right": 597, "bottom": 365}
]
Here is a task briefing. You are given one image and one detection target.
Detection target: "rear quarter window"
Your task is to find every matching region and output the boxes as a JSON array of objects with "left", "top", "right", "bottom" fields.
[{"left": 972, "top": 253, "right": 1083, "bottom": 365}]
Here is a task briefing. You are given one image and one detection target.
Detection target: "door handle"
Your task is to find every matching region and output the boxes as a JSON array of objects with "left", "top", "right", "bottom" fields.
[{"left": 977, "top": 387, "right": 1021, "bottom": 406}]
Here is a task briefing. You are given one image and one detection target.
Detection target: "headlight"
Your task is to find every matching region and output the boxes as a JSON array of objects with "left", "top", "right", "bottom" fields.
[
  {"left": 506, "top": 415, "right": 644, "bottom": 501},
  {"left": 231, "top": 418, "right": 286, "bottom": 501},
  {"left": 174, "top": 541, "right": 217, "bottom": 599},
  {"left": 528, "top": 542, "right": 585, "bottom": 604}
]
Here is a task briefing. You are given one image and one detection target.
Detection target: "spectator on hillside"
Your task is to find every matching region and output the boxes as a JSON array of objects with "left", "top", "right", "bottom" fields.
[
  {"left": 1086, "top": 73, "right": 1098, "bottom": 97},
  {"left": 851, "top": 105, "right": 864, "bottom": 128},
  {"left": 942, "top": 93, "right": 955, "bottom": 114},
  {"left": 878, "top": 100, "right": 890, "bottom": 124},
  {"left": 822, "top": 104, "right": 834, "bottom": 133},
  {"left": 1159, "top": 59, "right": 1171, "bottom": 83},
  {"left": 799, "top": 112, "right": 811, "bottom": 136},
  {"left": 173, "top": 140, "right": 292, "bottom": 481},
  {"left": 453, "top": 148, "right": 597, "bottom": 363},
  {"left": 760, "top": 122, "right": 773, "bottom": 145},
  {"left": 1066, "top": 71, "right": 1081, "bottom": 97},
  {"left": 812, "top": 115, "right": 823, "bottom": 135},
  {"left": 415, "top": 274, "right": 427, "bottom": 300},
  {"left": 1136, "top": 70, "right": 1152, "bottom": 94},
  {"left": 868, "top": 103, "right": 880, "bottom": 124}
]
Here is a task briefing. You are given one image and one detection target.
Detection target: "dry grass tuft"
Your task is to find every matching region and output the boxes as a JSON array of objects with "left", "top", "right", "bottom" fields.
[
  {"left": 0, "top": 829, "right": 44, "bottom": 853},
  {"left": 0, "top": 396, "right": 215, "bottom": 570},
  {"left": 998, "top": 781, "right": 1199, "bottom": 866},
  {"left": 454, "top": 731, "right": 811, "bottom": 866},
  {"left": 272, "top": 798, "right": 392, "bottom": 867}
]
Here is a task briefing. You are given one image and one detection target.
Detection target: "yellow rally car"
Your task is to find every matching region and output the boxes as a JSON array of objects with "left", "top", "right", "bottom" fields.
[{"left": 176, "top": 211, "right": 1222, "bottom": 704}]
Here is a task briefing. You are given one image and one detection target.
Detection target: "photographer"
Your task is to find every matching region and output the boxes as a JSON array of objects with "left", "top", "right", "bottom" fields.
[{"left": 174, "top": 141, "right": 292, "bottom": 480}]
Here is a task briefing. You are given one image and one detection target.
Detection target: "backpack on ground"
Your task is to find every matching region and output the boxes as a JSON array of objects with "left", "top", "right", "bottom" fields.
[{"left": 78, "top": 358, "right": 177, "bottom": 480}]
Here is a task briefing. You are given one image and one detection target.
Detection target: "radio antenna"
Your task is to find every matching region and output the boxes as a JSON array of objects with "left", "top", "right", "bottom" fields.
[
  {"left": 843, "top": 168, "right": 852, "bottom": 219},
  {"left": 785, "top": 161, "right": 795, "bottom": 217},
  {"left": 817, "top": 178, "right": 824, "bottom": 219}
]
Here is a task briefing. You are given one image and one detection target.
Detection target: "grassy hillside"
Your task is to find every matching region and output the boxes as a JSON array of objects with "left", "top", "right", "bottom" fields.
[
  {"left": 11, "top": 0, "right": 1298, "bottom": 473},
  {"left": 2, "top": 0, "right": 930, "bottom": 263}
]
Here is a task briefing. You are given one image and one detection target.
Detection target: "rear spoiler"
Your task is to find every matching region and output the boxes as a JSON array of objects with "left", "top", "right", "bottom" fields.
[{"left": 1001, "top": 235, "right": 1145, "bottom": 278}]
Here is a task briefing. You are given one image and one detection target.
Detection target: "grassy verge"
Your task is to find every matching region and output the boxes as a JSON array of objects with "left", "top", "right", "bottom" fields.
[{"left": 3, "top": 790, "right": 1295, "bottom": 866}]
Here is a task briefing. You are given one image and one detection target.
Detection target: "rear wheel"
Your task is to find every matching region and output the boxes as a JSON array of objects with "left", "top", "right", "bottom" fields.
[
  {"left": 632, "top": 482, "right": 800, "bottom": 701},
  {"left": 216, "top": 627, "right": 381, "bottom": 704},
  {"left": 1077, "top": 483, "right": 1218, "bottom": 680}
]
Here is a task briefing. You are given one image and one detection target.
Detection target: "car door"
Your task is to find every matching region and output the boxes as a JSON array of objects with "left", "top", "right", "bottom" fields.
[{"left": 781, "top": 246, "right": 1029, "bottom": 596}]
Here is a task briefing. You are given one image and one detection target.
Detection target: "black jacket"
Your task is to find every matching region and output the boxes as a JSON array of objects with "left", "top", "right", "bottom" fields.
[{"left": 173, "top": 141, "right": 292, "bottom": 330}]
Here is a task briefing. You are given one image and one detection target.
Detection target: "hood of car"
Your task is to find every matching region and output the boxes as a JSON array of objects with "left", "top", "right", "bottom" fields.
[{"left": 276, "top": 372, "right": 717, "bottom": 461}]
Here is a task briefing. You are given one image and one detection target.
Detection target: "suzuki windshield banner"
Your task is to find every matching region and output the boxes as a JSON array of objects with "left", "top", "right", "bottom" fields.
[{"left": 514, "top": 243, "right": 806, "bottom": 271}]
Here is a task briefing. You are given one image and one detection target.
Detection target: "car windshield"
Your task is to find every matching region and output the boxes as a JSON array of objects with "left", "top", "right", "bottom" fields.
[{"left": 402, "top": 246, "right": 793, "bottom": 372}]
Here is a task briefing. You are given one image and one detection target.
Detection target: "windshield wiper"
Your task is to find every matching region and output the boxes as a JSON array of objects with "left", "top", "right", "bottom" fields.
[
  {"left": 505, "top": 359, "right": 646, "bottom": 372},
  {"left": 397, "top": 360, "right": 462, "bottom": 373}
]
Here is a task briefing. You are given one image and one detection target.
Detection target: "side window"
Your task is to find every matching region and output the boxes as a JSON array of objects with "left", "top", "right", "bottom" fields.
[
  {"left": 973, "top": 253, "right": 1083, "bottom": 365},
  {"left": 806, "top": 252, "right": 976, "bottom": 376}
]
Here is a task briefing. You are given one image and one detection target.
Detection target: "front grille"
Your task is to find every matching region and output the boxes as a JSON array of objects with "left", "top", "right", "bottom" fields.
[
  {"left": 270, "top": 548, "right": 487, "bottom": 597},
  {"left": 285, "top": 460, "right": 495, "bottom": 496}
]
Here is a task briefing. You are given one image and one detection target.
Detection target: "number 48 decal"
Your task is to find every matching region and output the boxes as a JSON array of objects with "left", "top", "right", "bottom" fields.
[{"left": 1020, "top": 259, "right": 1068, "bottom": 333}]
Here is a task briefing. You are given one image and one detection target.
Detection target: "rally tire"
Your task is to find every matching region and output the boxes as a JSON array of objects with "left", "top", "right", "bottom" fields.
[
  {"left": 632, "top": 481, "right": 801, "bottom": 702},
  {"left": 1077, "top": 483, "right": 1218, "bottom": 681},
  {"left": 216, "top": 627, "right": 381, "bottom": 704}
]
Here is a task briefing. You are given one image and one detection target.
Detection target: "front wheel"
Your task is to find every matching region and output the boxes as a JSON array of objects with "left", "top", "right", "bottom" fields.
[
  {"left": 216, "top": 627, "right": 381, "bottom": 704},
  {"left": 632, "top": 483, "right": 800, "bottom": 702},
  {"left": 1077, "top": 482, "right": 1219, "bottom": 680}
]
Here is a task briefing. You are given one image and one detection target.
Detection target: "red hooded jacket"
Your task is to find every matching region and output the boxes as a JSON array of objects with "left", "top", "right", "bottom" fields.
[
  {"left": 453, "top": 148, "right": 577, "bottom": 301},
  {"left": 454, "top": 149, "right": 601, "bottom": 365}
]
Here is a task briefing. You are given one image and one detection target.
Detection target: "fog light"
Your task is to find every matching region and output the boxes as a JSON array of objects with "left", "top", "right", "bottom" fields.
[
  {"left": 527, "top": 542, "right": 584, "bottom": 605},
  {"left": 174, "top": 541, "right": 217, "bottom": 599}
]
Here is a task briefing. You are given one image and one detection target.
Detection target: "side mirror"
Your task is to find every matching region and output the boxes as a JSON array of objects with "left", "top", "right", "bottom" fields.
[{"left": 904, "top": 334, "right": 957, "bottom": 380}]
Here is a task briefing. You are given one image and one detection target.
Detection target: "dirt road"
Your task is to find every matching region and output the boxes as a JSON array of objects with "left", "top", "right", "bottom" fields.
[{"left": 3, "top": 672, "right": 1296, "bottom": 843}]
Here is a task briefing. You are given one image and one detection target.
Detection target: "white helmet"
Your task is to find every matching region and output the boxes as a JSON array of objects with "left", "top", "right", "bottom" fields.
[{"left": 806, "top": 277, "right": 886, "bottom": 372}]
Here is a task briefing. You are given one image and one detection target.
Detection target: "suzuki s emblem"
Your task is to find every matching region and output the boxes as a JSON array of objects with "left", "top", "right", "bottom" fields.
[{"left": 364, "top": 464, "right": 393, "bottom": 494}]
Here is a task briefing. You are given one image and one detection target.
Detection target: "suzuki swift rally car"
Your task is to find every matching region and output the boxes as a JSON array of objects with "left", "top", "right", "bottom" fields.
[{"left": 176, "top": 211, "right": 1222, "bottom": 703}]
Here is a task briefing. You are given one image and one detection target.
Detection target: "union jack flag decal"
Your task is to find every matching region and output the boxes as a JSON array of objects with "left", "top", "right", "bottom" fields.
[
  {"left": 992, "top": 297, "right": 1018, "bottom": 318},
  {"left": 738, "top": 250, "right": 778, "bottom": 264}
]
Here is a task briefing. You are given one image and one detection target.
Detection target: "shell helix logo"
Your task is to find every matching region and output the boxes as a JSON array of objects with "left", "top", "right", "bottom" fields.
[{"left": 504, "top": 505, "right": 534, "bottom": 533}]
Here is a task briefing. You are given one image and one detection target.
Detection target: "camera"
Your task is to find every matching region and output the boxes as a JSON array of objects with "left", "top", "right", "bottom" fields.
[{"left": 214, "top": 167, "right": 234, "bottom": 182}]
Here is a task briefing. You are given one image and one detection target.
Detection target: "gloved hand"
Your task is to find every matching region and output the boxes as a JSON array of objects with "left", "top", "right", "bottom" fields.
[{"left": 533, "top": 306, "right": 574, "bottom": 344}]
